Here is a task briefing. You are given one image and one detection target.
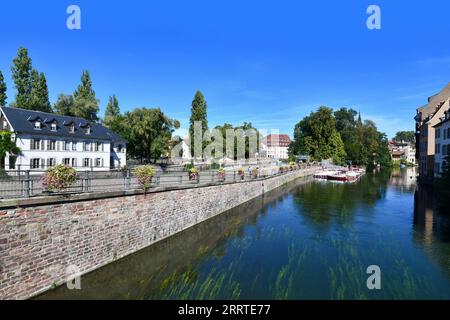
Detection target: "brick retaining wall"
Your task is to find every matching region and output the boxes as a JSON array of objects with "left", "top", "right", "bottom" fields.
[{"left": 0, "top": 168, "right": 316, "bottom": 299}]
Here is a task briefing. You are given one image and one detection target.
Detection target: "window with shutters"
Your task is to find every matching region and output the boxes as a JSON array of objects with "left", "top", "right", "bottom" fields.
[
  {"left": 31, "top": 159, "right": 40, "bottom": 169},
  {"left": 47, "top": 140, "right": 56, "bottom": 151}
]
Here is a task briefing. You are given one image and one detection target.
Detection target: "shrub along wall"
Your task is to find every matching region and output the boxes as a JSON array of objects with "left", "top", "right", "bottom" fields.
[{"left": 0, "top": 168, "right": 316, "bottom": 300}]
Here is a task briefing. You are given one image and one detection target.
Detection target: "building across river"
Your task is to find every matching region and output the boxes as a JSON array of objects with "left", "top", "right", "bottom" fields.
[{"left": 0, "top": 106, "right": 127, "bottom": 171}]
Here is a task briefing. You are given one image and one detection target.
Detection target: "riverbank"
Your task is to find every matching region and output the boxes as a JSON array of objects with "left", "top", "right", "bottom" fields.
[{"left": 0, "top": 167, "right": 318, "bottom": 300}]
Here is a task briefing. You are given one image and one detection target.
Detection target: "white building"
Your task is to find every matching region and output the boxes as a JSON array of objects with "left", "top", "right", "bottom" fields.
[
  {"left": 261, "top": 134, "right": 291, "bottom": 160},
  {"left": 434, "top": 108, "right": 450, "bottom": 177},
  {"left": 0, "top": 106, "right": 127, "bottom": 171},
  {"left": 388, "top": 141, "right": 416, "bottom": 165}
]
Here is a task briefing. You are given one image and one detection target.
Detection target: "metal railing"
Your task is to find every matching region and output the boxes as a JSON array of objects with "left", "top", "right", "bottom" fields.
[{"left": 0, "top": 164, "right": 316, "bottom": 200}]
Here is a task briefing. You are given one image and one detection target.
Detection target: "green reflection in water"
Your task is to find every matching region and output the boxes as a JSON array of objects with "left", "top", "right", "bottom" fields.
[{"left": 36, "top": 169, "right": 450, "bottom": 300}]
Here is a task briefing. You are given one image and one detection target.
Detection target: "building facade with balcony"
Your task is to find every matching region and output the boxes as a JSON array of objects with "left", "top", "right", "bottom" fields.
[
  {"left": 0, "top": 106, "right": 127, "bottom": 171},
  {"left": 433, "top": 109, "right": 450, "bottom": 177},
  {"left": 415, "top": 83, "right": 450, "bottom": 179},
  {"left": 388, "top": 141, "right": 416, "bottom": 165}
]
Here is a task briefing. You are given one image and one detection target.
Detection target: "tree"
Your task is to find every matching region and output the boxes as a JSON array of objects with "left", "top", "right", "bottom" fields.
[
  {"left": 29, "top": 70, "right": 52, "bottom": 113},
  {"left": 0, "top": 131, "right": 20, "bottom": 159},
  {"left": 291, "top": 106, "right": 346, "bottom": 164},
  {"left": 0, "top": 70, "right": 7, "bottom": 106},
  {"left": 11, "top": 47, "right": 33, "bottom": 108},
  {"left": 214, "top": 122, "right": 261, "bottom": 160},
  {"left": 54, "top": 94, "right": 75, "bottom": 116},
  {"left": 393, "top": 131, "right": 415, "bottom": 144},
  {"left": 334, "top": 108, "right": 360, "bottom": 163},
  {"left": 103, "top": 95, "right": 126, "bottom": 138},
  {"left": 124, "top": 108, "right": 180, "bottom": 163},
  {"left": 189, "top": 91, "right": 208, "bottom": 158},
  {"left": 104, "top": 95, "right": 120, "bottom": 123},
  {"left": 73, "top": 70, "right": 99, "bottom": 122}
]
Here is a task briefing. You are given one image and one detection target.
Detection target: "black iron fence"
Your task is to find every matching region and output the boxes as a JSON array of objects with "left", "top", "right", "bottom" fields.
[{"left": 0, "top": 164, "right": 316, "bottom": 200}]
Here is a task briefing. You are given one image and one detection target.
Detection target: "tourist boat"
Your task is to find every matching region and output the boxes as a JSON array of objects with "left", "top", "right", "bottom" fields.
[{"left": 314, "top": 167, "right": 365, "bottom": 183}]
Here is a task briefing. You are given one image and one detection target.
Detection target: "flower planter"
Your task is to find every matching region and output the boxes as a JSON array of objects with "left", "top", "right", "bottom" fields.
[{"left": 189, "top": 173, "right": 199, "bottom": 182}]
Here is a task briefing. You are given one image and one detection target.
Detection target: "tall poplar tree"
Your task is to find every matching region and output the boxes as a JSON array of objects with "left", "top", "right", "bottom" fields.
[
  {"left": 105, "top": 95, "right": 120, "bottom": 120},
  {"left": 29, "top": 70, "right": 52, "bottom": 112},
  {"left": 189, "top": 90, "right": 208, "bottom": 158},
  {"left": 54, "top": 94, "right": 75, "bottom": 116},
  {"left": 73, "top": 70, "right": 99, "bottom": 122},
  {"left": 11, "top": 47, "right": 32, "bottom": 108},
  {"left": 0, "top": 71, "right": 7, "bottom": 106}
]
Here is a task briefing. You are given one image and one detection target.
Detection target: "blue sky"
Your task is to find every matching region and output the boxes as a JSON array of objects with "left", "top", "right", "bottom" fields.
[{"left": 1, "top": 0, "right": 450, "bottom": 139}]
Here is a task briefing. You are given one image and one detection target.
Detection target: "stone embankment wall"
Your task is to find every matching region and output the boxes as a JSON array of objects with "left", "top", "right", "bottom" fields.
[{"left": 0, "top": 168, "right": 316, "bottom": 299}]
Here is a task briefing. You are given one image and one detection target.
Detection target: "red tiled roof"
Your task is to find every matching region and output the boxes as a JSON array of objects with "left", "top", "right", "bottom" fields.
[{"left": 262, "top": 134, "right": 291, "bottom": 147}]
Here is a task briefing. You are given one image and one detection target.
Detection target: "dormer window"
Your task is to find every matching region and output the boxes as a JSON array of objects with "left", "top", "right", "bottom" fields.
[
  {"left": 51, "top": 123, "right": 57, "bottom": 131},
  {"left": 84, "top": 125, "right": 91, "bottom": 135},
  {"left": 69, "top": 124, "right": 75, "bottom": 133},
  {"left": 34, "top": 121, "right": 42, "bottom": 130}
]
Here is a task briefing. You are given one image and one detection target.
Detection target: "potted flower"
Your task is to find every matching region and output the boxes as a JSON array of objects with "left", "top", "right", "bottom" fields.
[
  {"left": 238, "top": 168, "right": 245, "bottom": 180},
  {"left": 189, "top": 167, "right": 199, "bottom": 181},
  {"left": 289, "top": 162, "right": 298, "bottom": 171},
  {"left": 217, "top": 168, "right": 226, "bottom": 181},
  {"left": 251, "top": 167, "right": 259, "bottom": 179},
  {"left": 279, "top": 166, "right": 286, "bottom": 174},
  {"left": 135, "top": 165, "right": 155, "bottom": 193},
  {"left": 41, "top": 164, "right": 77, "bottom": 194}
]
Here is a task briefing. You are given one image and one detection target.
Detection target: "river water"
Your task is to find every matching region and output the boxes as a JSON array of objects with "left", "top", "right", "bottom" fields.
[{"left": 37, "top": 168, "right": 450, "bottom": 300}]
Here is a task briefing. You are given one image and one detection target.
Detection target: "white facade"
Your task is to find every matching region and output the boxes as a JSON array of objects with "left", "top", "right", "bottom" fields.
[
  {"left": 434, "top": 113, "right": 450, "bottom": 177},
  {"left": 404, "top": 145, "right": 416, "bottom": 165},
  {"left": 261, "top": 143, "right": 289, "bottom": 160},
  {"left": 0, "top": 107, "right": 127, "bottom": 172},
  {"left": 4, "top": 135, "right": 126, "bottom": 172}
]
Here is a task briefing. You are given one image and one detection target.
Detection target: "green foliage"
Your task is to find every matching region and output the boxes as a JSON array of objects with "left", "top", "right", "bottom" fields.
[
  {"left": 135, "top": 165, "right": 156, "bottom": 193},
  {"left": 73, "top": 70, "right": 99, "bottom": 122},
  {"left": 291, "top": 106, "right": 346, "bottom": 165},
  {"left": 11, "top": 47, "right": 33, "bottom": 108},
  {"left": 54, "top": 94, "right": 75, "bottom": 116},
  {"left": 189, "top": 91, "right": 208, "bottom": 158},
  {"left": 29, "top": 70, "right": 52, "bottom": 113},
  {"left": 105, "top": 95, "right": 121, "bottom": 123},
  {"left": 209, "top": 162, "right": 221, "bottom": 170},
  {"left": 214, "top": 122, "right": 261, "bottom": 160},
  {"left": 123, "top": 107, "right": 180, "bottom": 163},
  {"left": 393, "top": 131, "right": 415, "bottom": 144},
  {"left": 9, "top": 47, "right": 52, "bottom": 112},
  {"left": 41, "top": 165, "right": 77, "bottom": 192},
  {"left": 291, "top": 106, "right": 391, "bottom": 168},
  {"left": 0, "top": 132, "right": 20, "bottom": 158},
  {"left": 184, "top": 161, "right": 195, "bottom": 172},
  {"left": 0, "top": 70, "right": 7, "bottom": 106}
]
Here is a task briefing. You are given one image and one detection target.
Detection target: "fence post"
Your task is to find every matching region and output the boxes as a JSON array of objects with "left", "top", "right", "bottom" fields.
[
  {"left": 23, "top": 170, "right": 30, "bottom": 198},
  {"left": 84, "top": 171, "right": 90, "bottom": 192},
  {"left": 125, "top": 169, "right": 131, "bottom": 190},
  {"left": 156, "top": 172, "right": 161, "bottom": 186},
  {"left": 233, "top": 171, "right": 236, "bottom": 182},
  {"left": 178, "top": 175, "right": 182, "bottom": 185}
]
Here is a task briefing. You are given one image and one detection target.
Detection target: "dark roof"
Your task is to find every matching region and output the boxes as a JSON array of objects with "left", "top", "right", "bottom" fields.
[{"left": 0, "top": 106, "right": 127, "bottom": 143}]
